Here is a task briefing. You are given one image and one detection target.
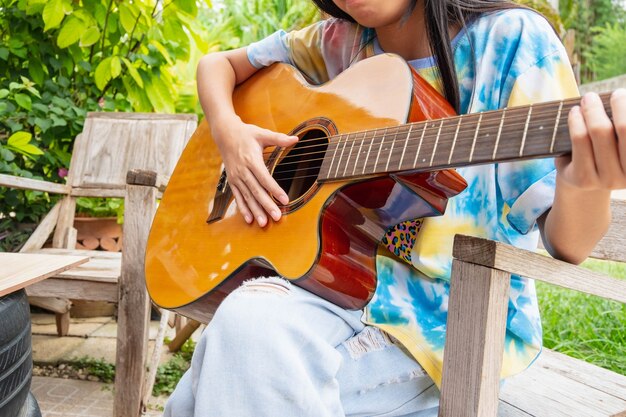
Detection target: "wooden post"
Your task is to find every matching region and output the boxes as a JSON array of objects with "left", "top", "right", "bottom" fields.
[
  {"left": 438, "top": 259, "right": 511, "bottom": 417},
  {"left": 114, "top": 171, "right": 157, "bottom": 417}
]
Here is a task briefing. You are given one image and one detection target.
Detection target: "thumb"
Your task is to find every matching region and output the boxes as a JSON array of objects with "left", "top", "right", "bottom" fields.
[{"left": 260, "top": 129, "right": 299, "bottom": 147}]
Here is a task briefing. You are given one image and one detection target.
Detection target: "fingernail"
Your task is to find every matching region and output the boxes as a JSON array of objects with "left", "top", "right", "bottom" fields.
[
  {"left": 257, "top": 215, "right": 266, "bottom": 226},
  {"left": 244, "top": 214, "right": 252, "bottom": 223},
  {"left": 271, "top": 209, "right": 281, "bottom": 220},
  {"left": 279, "top": 194, "right": 289, "bottom": 205}
]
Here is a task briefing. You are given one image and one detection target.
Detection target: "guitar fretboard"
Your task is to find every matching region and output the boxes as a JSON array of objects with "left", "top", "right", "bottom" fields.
[{"left": 319, "top": 93, "right": 612, "bottom": 181}]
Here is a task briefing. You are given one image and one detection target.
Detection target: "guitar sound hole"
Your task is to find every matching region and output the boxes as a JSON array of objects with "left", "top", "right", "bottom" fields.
[{"left": 273, "top": 128, "right": 328, "bottom": 202}]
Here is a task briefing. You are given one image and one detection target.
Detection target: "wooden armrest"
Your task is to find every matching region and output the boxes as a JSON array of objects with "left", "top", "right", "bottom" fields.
[
  {"left": 453, "top": 234, "right": 626, "bottom": 304},
  {"left": 0, "top": 173, "right": 69, "bottom": 194},
  {"left": 126, "top": 169, "right": 169, "bottom": 192}
]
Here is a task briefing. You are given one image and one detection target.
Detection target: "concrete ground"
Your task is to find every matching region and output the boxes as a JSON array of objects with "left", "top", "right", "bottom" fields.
[{"left": 30, "top": 312, "right": 203, "bottom": 417}]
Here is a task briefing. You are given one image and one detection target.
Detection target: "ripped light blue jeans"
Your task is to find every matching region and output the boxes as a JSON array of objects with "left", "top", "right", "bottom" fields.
[{"left": 164, "top": 277, "right": 440, "bottom": 417}]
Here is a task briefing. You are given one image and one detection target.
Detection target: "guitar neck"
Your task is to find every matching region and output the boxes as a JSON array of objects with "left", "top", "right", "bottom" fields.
[{"left": 319, "top": 93, "right": 613, "bottom": 181}]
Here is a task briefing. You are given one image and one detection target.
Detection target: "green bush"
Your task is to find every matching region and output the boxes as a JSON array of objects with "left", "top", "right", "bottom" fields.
[
  {"left": 585, "top": 22, "right": 626, "bottom": 81},
  {"left": 0, "top": 0, "right": 205, "bottom": 251}
]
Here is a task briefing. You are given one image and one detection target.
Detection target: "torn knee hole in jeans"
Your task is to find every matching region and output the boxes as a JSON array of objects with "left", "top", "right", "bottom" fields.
[{"left": 237, "top": 276, "right": 292, "bottom": 296}]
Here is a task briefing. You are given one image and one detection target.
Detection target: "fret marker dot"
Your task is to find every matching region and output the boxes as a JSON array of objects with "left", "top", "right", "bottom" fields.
[{"left": 539, "top": 126, "right": 544, "bottom": 130}]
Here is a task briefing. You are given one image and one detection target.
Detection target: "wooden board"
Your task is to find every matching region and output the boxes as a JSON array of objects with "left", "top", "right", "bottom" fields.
[{"left": 0, "top": 253, "right": 88, "bottom": 296}]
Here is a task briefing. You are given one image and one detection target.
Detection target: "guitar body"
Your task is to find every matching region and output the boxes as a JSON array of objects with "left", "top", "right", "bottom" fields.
[{"left": 146, "top": 54, "right": 467, "bottom": 322}]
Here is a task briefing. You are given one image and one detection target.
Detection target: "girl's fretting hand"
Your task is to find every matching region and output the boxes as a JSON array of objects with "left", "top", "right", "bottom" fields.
[
  {"left": 213, "top": 117, "right": 299, "bottom": 227},
  {"left": 556, "top": 89, "right": 626, "bottom": 192}
]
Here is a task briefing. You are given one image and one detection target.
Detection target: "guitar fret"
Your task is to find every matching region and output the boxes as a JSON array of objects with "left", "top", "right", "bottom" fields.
[
  {"left": 343, "top": 133, "right": 357, "bottom": 178},
  {"left": 352, "top": 131, "right": 366, "bottom": 176},
  {"left": 469, "top": 113, "right": 482, "bottom": 163},
  {"left": 334, "top": 136, "right": 348, "bottom": 178},
  {"left": 430, "top": 120, "right": 444, "bottom": 167},
  {"left": 327, "top": 139, "right": 341, "bottom": 178},
  {"left": 413, "top": 123, "right": 428, "bottom": 168},
  {"left": 398, "top": 124, "right": 413, "bottom": 170},
  {"left": 448, "top": 117, "right": 462, "bottom": 164},
  {"left": 373, "top": 128, "right": 388, "bottom": 172},
  {"left": 520, "top": 105, "right": 532, "bottom": 157},
  {"left": 550, "top": 100, "right": 564, "bottom": 153},
  {"left": 385, "top": 128, "right": 398, "bottom": 172},
  {"left": 492, "top": 109, "right": 506, "bottom": 160},
  {"left": 362, "top": 131, "right": 375, "bottom": 175}
]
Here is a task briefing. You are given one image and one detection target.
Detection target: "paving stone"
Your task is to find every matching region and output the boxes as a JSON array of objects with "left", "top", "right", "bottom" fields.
[
  {"left": 32, "top": 335, "right": 85, "bottom": 365},
  {"left": 32, "top": 321, "right": 107, "bottom": 338},
  {"left": 32, "top": 376, "right": 165, "bottom": 417},
  {"left": 65, "top": 337, "right": 117, "bottom": 364}
]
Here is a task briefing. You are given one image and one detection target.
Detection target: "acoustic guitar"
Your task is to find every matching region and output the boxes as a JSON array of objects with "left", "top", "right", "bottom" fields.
[{"left": 145, "top": 53, "right": 609, "bottom": 323}]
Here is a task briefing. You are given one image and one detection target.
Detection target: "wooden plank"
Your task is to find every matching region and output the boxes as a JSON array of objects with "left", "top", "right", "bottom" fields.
[
  {"left": 532, "top": 350, "right": 626, "bottom": 400},
  {"left": 86, "top": 112, "right": 197, "bottom": 121},
  {"left": 70, "top": 187, "right": 126, "bottom": 198},
  {"left": 497, "top": 402, "right": 533, "bottom": 417},
  {"left": 0, "top": 253, "right": 88, "bottom": 296},
  {"left": 501, "top": 356, "right": 626, "bottom": 416},
  {"left": 439, "top": 260, "right": 511, "bottom": 417},
  {"left": 0, "top": 174, "right": 69, "bottom": 194},
  {"left": 589, "top": 199, "right": 626, "bottom": 263},
  {"left": 72, "top": 114, "right": 195, "bottom": 191},
  {"left": 453, "top": 235, "right": 626, "bottom": 304},
  {"left": 20, "top": 201, "right": 62, "bottom": 252},
  {"left": 114, "top": 182, "right": 157, "bottom": 417},
  {"left": 26, "top": 278, "right": 118, "bottom": 302},
  {"left": 52, "top": 196, "right": 76, "bottom": 248},
  {"left": 28, "top": 248, "right": 121, "bottom": 282},
  {"left": 28, "top": 296, "right": 71, "bottom": 314}
]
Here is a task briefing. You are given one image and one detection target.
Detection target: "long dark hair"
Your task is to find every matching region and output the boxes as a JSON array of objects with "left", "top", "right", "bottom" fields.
[{"left": 311, "top": 0, "right": 523, "bottom": 112}]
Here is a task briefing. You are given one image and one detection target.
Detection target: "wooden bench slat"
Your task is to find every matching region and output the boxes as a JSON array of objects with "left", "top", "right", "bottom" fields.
[
  {"left": 500, "top": 350, "right": 626, "bottom": 416},
  {"left": 29, "top": 248, "right": 121, "bottom": 282}
]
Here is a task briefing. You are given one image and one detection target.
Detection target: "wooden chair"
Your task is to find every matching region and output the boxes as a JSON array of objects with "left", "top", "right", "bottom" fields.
[
  {"left": 439, "top": 197, "right": 626, "bottom": 416},
  {"left": 0, "top": 112, "right": 197, "bottom": 417}
]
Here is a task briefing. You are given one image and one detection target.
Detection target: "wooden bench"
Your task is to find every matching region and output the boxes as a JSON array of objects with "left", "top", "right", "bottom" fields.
[
  {"left": 0, "top": 112, "right": 197, "bottom": 417},
  {"left": 440, "top": 198, "right": 626, "bottom": 416}
]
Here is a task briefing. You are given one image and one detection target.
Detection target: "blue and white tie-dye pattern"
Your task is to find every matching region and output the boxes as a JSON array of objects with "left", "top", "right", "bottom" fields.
[{"left": 247, "top": 9, "right": 579, "bottom": 385}]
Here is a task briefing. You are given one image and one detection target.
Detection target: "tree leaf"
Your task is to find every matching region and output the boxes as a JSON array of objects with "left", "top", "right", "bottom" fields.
[
  {"left": 7, "top": 132, "right": 32, "bottom": 148},
  {"left": 122, "top": 57, "right": 144, "bottom": 88},
  {"left": 119, "top": 3, "right": 137, "bottom": 33},
  {"left": 57, "top": 17, "right": 86, "bottom": 48},
  {"left": 20, "top": 144, "right": 45, "bottom": 156},
  {"left": 110, "top": 56, "right": 122, "bottom": 78},
  {"left": 43, "top": 0, "right": 65, "bottom": 31},
  {"left": 95, "top": 57, "right": 113, "bottom": 90},
  {"left": 80, "top": 26, "right": 101, "bottom": 47},
  {"left": 28, "top": 60, "right": 45, "bottom": 85},
  {"left": 0, "top": 89, "right": 9, "bottom": 99},
  {"left": 14, "top": 93, "right": 32, "bottom": 110}
]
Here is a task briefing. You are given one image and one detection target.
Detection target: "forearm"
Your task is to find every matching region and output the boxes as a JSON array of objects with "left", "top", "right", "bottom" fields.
[
  {"left": 196, "top": 48, "right": 258, "bottom": 130},
  {"left": 541, "top": 176, "right": 612, "bottom": 264}
]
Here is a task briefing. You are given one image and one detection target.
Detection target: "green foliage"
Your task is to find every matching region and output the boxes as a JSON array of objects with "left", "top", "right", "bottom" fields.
[
  {"left": 71, "top": 356, "right": 116, "bottom": 383},
  {"left": 76, "top": 197, "right": 124, "bottom": 222},
  {"left": 199, "top": 0, "right": 319, "bottom": 52},
  {"left": 153, "top": 338, "right": 196, "bottom": 396},
  {"left": 0, "top": 0, "right": 205, "bottom": 251},
  {"left": 538, "top": 259, "right": 626, "bottom": 375},
  {"left": 559, "top": 0, "right": 626, "bottom": 82},
  {"left": 584, "top": 22, "right": 626, "bottom": 81}
]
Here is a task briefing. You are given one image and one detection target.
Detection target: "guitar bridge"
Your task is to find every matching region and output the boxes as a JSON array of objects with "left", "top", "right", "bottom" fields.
[{"left": 207, "top": 169, "right": 232, "bottom": 224}]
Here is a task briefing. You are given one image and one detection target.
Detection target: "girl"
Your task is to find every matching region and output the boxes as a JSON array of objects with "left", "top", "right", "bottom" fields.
[{"left": 165, "top": 1, "right": 626, "bottom": 416}]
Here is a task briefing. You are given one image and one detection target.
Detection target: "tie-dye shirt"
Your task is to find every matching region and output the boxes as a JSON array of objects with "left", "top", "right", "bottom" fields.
[{"left": 247, "top": 9, "right": 579, "bottom": 385}]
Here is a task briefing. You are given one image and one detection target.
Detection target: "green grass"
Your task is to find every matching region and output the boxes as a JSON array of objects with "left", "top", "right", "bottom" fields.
[{"left": 537, "top": 258, "right": 626, "bottom": 375}]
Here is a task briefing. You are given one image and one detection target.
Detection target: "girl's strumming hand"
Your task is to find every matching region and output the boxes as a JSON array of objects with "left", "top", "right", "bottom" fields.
[
  {"left": 556, "top": 89, "right": 626, "bottom": 192},
  {"left": 212, "top": 117, "right": 298, "bottom": 227}
]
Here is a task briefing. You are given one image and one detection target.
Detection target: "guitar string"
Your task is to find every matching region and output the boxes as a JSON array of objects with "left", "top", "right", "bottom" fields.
[
  {"left": 257, "top": 95, "right": 609, "bottom": 159},
  {"left": 216, "top": 95, "right": 610, "bottom": 183},
  {"left": 264, "top": 113, "right": 570, "bottom": 178}
]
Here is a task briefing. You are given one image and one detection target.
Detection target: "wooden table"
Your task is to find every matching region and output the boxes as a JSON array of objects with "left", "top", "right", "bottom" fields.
[{"left": 0, "top": 253, "right": 89, "bottom": 297}]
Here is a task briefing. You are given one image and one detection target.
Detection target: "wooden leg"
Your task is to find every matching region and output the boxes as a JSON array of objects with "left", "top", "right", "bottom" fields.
[
  {"left": 113, "top": 180, "right": 156, "bottom": 417},
  {"left": 438, "top": 260, "right": 511, "bottom": 417},
  {"left": 55, "top": 311, "right": 70, "bottom": 336},
  {"left": 168, "top": 319, "right": 201, "bottom": 352}
]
